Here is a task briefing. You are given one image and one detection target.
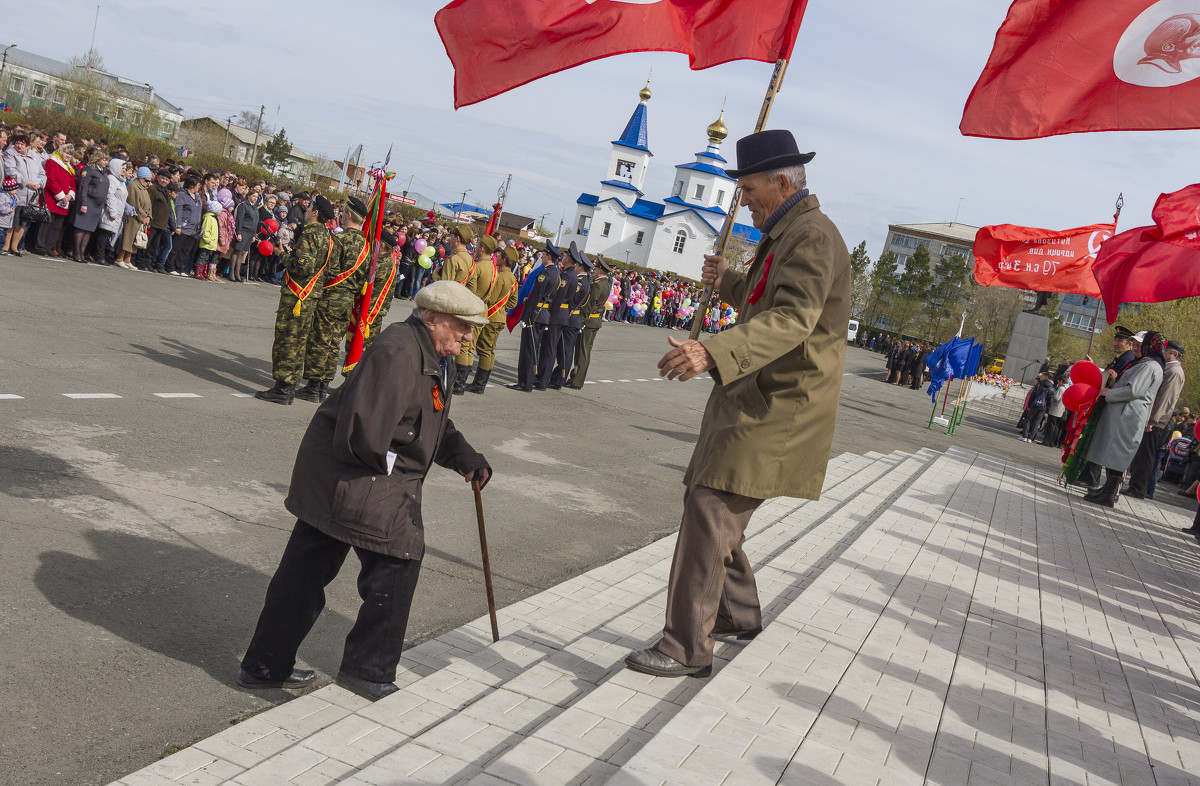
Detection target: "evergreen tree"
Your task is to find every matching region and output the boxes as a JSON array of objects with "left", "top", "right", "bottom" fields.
[
  {"left": 863, "top": 250, "right": 899, "bottom": 337},
  {"left": 848, "top": 241, "right": 872, "bottom": 323},
  {"left": 892, "top": 245, "right": 934, "bottom": 337},
  {"left": 926, "top": 253, "right": 972, "bottom": 340},
  {"left": 260, "top": 128, "right": 293, "bottom": 175}
]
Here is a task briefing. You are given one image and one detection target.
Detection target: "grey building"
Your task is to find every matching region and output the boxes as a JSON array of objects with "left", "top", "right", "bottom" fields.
[{"left": 884, "top": 222, "right": 978, "bottom": 275}]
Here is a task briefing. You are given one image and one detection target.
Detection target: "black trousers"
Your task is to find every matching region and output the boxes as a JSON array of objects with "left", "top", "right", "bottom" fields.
[
  {"left": 553, "top": 327, "right": 581, "bottom": 387},
  {"left": 536, "top": 324, "right": 563, "bottom": 390},
  {"left": 1127, "top": 427, "right": 1165, "bottom": 495},
  {"left": 241, "top": 520, "right": 422, "bottom": 684},
  {"left": 515, "top": 324, "right": 541, "bottom": 391}
]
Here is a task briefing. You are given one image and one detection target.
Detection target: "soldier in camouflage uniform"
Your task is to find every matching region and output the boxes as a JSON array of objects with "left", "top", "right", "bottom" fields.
[
  {"left": 255, "top": 195, "right": 338, "bottom": 405},
  {"left": 295, "top": 196, "right": 371, "bottom": 402},
  {"left": 362, "top": 230, "right": 400, "bottom": 353},
  {"left": 466, "top": 242, "right": 520, "bottom": 394}
]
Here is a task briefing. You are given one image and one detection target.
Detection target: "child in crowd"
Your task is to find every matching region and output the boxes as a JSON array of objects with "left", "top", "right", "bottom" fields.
[
  {"left": 0, "top": 176, "right": 17, "bottom": 251},
  {"left": 215, "top": 189, "right": 236, "bottom": 279},
  {"left": 195, "top": 200, "right": 221, "bottom": 281}
]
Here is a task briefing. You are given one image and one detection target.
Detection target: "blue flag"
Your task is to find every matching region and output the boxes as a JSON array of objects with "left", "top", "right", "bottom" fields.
[{"left": 927, "top": 337, "right": 975, "bottom": 402}]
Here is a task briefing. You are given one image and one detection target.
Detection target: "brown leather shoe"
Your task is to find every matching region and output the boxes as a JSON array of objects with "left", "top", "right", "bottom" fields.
[
  {"left": 624, "top": 648, "right": 712, "bottom": 678},
  {"left": 710, "top": 625, "right": 762, "bottom": 641}
]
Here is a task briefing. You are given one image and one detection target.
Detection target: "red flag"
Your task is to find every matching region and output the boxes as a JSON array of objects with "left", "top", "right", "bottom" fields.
[
  {"left": 961, "top": 0, "right": 1200, "bottom": 139},
  {"left": 1092, "top": 183, "right": 1200, "bottom": 323},
  {"left": 973, "top": 222, "right": 1115, "bottom": 297},
  {"left": 435, "top": 0, "right": 809, "bottom": 108}
]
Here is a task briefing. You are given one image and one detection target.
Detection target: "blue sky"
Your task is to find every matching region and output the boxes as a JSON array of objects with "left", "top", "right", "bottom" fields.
[{"left": 18, "top": 1, "right": 1195, "bottom": 259}]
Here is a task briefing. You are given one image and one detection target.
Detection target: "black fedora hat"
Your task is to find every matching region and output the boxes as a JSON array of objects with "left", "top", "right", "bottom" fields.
[{"left": 726, "top": 129, "right": 815, "bottom": 179}]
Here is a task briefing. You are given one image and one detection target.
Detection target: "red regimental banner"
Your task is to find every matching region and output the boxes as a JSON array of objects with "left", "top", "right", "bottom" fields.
[{"left": 973, "top": 222, "right": 1115, "bottom": 297}]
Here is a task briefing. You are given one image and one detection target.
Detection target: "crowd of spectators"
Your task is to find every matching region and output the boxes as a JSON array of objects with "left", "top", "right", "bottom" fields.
[{"left": 0, "top": 121, "right": 734, "bottom": 334}]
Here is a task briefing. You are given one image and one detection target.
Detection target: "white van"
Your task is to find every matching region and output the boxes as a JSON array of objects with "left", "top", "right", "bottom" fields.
[{"left": 847, "top": 319, "right": 859, "bottom": 343}]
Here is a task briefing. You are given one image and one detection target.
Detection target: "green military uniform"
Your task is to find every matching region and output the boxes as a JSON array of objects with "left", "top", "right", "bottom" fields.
[
  {"left": 363, "top": 242, "right": 400, "bottom": 353},
  {"left": 476, "top": 256, "right": 519, "bottom": 372},
  {"left": 304, "top": 229, "right": 369, "bottom": 382},
  {"left": 570, "top": 268, "right": 614, "bottom": 388},
  {"left": 436, "top": 247, "right": 483, "bottom": 369},
  {"left": 270, "top": 222, "right": 335, "bottom": 384}
]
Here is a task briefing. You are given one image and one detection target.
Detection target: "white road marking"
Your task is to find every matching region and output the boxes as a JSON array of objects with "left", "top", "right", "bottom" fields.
[
  {"left": 63, "top": 393, "right": 121, "bottom": 399},
  {"left": 584, "top": 381, "right": 597, "bottom": 384},
  {"left": 154, "top": 393, "right": 202, "bottom": 398},
  {"left": 619, "top": 379, "right": 632, "bottom": 383},
  {"left": 231, "top": 393, "right": 254, "bottom": 397},
  {"left": 599, "top": 380, "right": 614, "bottom": 383},
  {"left": 635, "top": 378, "right": 649, "bottom": 382},
  {"left": 0, "top": 394, "right": 24, "bottom": 399}
]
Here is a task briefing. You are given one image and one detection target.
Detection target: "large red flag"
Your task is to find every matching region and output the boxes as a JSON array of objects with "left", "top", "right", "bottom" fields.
[
  {"left": 435, "top": 0, "right": 808, "bottom": 108},
  {"left": 1092, "top": 183, "right": 1200, "bottom": 323},
  {"left": 973, "top": 222, "right": 1115, "bottom": 297},
  {"left": 961, "top": 0, "right": 1200, "bottom": 139}
]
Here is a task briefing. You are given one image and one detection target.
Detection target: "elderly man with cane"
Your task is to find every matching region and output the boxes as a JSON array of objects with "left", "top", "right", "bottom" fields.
[
  {"left": 625, "top": 129, "right": 852, "bottom": 678},
  {"left": 239, "top": 281, "right": 493, "bottom": 701}
]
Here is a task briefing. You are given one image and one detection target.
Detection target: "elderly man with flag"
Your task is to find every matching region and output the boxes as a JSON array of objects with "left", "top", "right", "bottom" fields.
[{"left": 625, "top": 130, "right": 851, "bottom": 678}]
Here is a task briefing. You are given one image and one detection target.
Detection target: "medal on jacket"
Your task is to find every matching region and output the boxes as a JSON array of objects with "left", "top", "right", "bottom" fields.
[
  {"left": 432, "top": 382, "right": 445, "bottom": 411},
  {"left": 747, "top": 254, "right": 774, "bottom": 306}
]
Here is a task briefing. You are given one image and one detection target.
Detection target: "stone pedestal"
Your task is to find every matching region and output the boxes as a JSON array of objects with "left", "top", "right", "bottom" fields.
[{"left": 1005, "top": 311, "right": 1050, "bottom": 385}]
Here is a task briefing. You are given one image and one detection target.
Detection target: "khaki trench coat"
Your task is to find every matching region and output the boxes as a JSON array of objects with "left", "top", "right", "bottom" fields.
[
  {"left": 683, "top": 194, "right": 851, "bottom": 500},
  {"left": 284, "top": 316, "right": 489, "bottom": 560},
  {"left": 122, "top": 178, "right": 152, "bottom": 254}
]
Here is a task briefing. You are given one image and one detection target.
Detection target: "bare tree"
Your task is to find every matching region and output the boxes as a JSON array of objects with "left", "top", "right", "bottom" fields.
[{"left": 236, "top": 109, "right": 274, "bottom": 137}]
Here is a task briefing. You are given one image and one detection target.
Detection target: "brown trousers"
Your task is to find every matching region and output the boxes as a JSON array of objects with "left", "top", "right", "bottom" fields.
[{"left": 655, "top": 485, "right": 764, "bottom": 667}]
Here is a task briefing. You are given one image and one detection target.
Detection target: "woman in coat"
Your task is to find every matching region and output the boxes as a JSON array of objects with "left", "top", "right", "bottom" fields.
[
  {"left": 72, "top": 150, "right": 110, "bottom": 261},
  {"left": 94, "top": 158, "right": 129, "bottom": 265},
  {"left": 2, "top": 133, "right": 45, "bottom": 256},
  {"left": 1083, "top": 331, "right": 1167, "bottom": 506},
  {"left": 118, "top": 167, "right": 152, "bottom": 269},
  {"left": 36, "top": 144, "right": 76, "bottom": 256},
  {"left": 230, "top": 180, "right": 259, "bottom": 283}
]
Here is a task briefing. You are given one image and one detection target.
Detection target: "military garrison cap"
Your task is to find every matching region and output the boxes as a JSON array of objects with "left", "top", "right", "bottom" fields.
[
  {"left": 480, "top": 235, "right": 499, "bottom": 254},
  {"left": 314, "top": 195, "right": 337, "bottom": 221},
  {"left": 503, "top": 246, "right": 519, "bottom": 264},
  {"left": 453, "top": 225, "right": 475, "bottom": 244}
]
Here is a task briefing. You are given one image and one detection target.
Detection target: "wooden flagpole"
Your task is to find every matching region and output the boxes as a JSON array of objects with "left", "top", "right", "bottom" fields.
[{"left": 689, "top": 58, "right": 790, "bottom": 341}]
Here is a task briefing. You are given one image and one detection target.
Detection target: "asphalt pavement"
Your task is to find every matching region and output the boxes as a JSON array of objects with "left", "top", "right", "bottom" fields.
[{"left": 0, "top": 251, "right": 1178, "bottom": 785}]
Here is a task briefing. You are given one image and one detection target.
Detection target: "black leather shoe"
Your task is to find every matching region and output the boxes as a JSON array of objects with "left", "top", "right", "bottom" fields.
[
  {"left": 237, "top": 668, "right": 316, "bottom": 690},
  {"left": 507, "top": 384, "right": 531, "bottom": 392},
  {"left": 1123, "top": 488, "right": 1146, "bottom": 499},
  {"left": 624, "top": 648, "right": 712, "bottom": 678},
  {"left": 710, "top": 625, "right": 763, "bottom": 641},
  {"left": 335, "top": 672, "right": 400, "bottom": 701},
  {"left": 293, "top": 381, "right": 322, "bottom": 403},
  {"left": 1180, "top": 527, "right": 1200, "bottom": 534}
]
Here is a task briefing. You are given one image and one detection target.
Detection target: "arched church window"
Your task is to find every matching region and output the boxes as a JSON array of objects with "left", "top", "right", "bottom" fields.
[{"left": 673, "top": 231, "right": 686, "bottom": 254}]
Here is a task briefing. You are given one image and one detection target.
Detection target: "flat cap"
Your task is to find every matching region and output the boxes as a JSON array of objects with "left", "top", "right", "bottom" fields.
[
  {"left": 480, "top": 235, "right": 499, "bottom": 254},
  {"left": 415, "top": 281, "right": 489, "bottom": 325},
  {"left": 454, "top": 225, "right": 475, "bottom": 244},
  {"left": 293, "top": 191, "right": 310, "bottom": 201},
  {"left": 1168, "top": 339, "right": 1186, "bottom": 355}
]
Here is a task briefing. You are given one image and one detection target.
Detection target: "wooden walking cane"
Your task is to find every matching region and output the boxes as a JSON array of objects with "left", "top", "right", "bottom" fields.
[
  {"left": 689, "top": 58, "right": 790, "bottom": 342},
  {"left": 472, "top": 479, "right": 500, "bottom": 642}
]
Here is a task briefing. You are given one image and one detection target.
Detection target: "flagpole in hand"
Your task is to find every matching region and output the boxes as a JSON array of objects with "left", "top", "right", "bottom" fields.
[
  {"left": 1085, "top": 193, "right": 1122, "bottom": 358},
  {"left": 689, "top": 58, "right": 790, "bottom": 341}
]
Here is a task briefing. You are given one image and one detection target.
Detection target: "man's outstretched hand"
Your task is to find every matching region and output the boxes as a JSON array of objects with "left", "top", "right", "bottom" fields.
[{"left": 658, "top": 336, "right": 715, "bottom": 382}]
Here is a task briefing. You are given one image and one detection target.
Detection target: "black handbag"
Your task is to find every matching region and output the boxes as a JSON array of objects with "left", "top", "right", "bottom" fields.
[{"left": 24, "top": 189, "right": 51, "bottom": 224}]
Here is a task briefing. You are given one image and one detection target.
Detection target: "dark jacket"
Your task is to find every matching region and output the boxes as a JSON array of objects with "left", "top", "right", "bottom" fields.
[
  {"left": 284, "top": 316, "right": 489, "bottom": 560},
  {"left": 566, "top": 268, "right": 590, "bottom": 329},
  {"left": 530, "top": 264, "right": 560, "bottom": 326},
  {"left": 233, "top": 199, "right": 259, "bottom": 252},
  {"left": 148, "top": 183, "right": 172, "bottom": 230},
  {"left": 550, "top": 268, "right": 577, "bottom": 326}
]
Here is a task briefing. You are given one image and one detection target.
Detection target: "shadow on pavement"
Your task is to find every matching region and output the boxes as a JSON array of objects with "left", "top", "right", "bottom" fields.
[{"left": 126, "top": 337, "right": 272, "bottom": 392}]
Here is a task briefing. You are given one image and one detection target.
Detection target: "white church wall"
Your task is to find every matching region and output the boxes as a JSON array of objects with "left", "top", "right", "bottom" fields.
[{"left": 645, "top": 212, "right": 715, "bottom": 279}]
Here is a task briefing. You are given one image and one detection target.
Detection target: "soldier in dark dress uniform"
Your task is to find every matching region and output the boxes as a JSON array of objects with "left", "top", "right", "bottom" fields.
[
  {"left": 569, "top": 256, "right": 614, "bottom": 389},
  {"left": 552, "top": 242, "right": 592, "bottom": 389},
  {"left": 536, "top": 245, "right": 576, "bottom": 390},
  {"left": 255, "top": 196, "right": 338, "bottom": 405},
  {"left": 297, "top": 197, "right": 371, "bottom": 403},
  {"left": 510, "top": 246, "right": 560, "bottom": 391}
]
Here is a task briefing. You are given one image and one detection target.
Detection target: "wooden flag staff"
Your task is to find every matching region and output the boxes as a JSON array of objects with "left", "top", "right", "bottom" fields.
[{"left": 689, "top": 58, "right": 790, "bottom": 341}]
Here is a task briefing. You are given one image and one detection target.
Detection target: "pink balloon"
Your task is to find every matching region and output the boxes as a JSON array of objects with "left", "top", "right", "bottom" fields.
[{"left": 414, "top": 238, "right": 427, "bottom": 255}]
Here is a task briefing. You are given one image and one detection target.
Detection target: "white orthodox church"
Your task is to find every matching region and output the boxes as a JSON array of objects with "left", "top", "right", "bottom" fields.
[{"left": 560, "top": 83, "right": 761, "bottom": 280}]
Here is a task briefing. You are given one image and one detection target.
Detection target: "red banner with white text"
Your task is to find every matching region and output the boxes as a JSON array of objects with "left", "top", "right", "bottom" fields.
[{"left": 973, "top": 222, "right": 1115, "bottom": 297}]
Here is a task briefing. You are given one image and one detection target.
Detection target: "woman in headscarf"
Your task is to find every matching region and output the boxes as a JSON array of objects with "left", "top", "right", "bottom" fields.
[
  {"left": 1082, "top": 331, "right": 1167, "bottom": 507},
  {"left": 94, "top": 158, "right": 129, "bottom": 265}
]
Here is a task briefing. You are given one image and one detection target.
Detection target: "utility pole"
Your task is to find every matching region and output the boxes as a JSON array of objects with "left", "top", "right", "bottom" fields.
[
  {"left": 222, "top": 114, "right": 235, "bottom": 159},
  {"left": 250, "top": 104, "right": 265, "bottom": 167},
  {"left": 459, "top": 189, "right": 471, "bottom": 218},
  {"left": 0, "top": 44, "right": 16, "bottom": 109},
  {"left": 403, "top": 174, "right": 413, "bottom": 198}
]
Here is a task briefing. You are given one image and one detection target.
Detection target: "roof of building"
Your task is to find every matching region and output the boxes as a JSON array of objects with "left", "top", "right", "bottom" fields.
[
  {"left": 676, "top": 161, "right": 734, "bottom": 180},
  {"left": 890, "top": 222, "right": 979, "bottom": 244},
  {"left": 496, "top": 212, "right": 536, "bottom": 230},
  {"left": 732, "top": 223, "right": 762, "bottom": 244},
  {"left": 664, "top": 195, "right": 726, "bottom": 216},
  {"left": 600, "top": 179, "right": 643, "bottom": 196},
  {"left": 578, "top": 193, "right": 599, "bottom": 207},
  {"left": 7, "top": 47, "right": 183, "bottom": 115},
  {"left": 612, "top": 103, "right": 651, "bottom": 154},
  {"left": 182, "top": 118, "right": 317, "bottom": 162},
  {"left": 439, "top": 201, "right": 491, "bottom": 215},
  {"left": 696, "top": 149, "right": 728, "bottom": 164},
  {"left": 628, "top": 199, "right": 665, "bottom": 221}
]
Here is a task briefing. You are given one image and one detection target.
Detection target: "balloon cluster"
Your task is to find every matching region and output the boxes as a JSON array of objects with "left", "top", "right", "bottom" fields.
[
  {"left": 705, "top": 302, "right": 739, "bottom": 328},
  {"left": 675, "top": 296, "right": 695, "bottom": 320},
  {"left": 256, "top": 218, "right": 280, "bottom": 257},
  {"left": 413, "top": 237, "right": 436, "bottom": 268},
  {"left": 1062, "top": 361, "right": 1102, "bottom": 410},
  {"left": 627, "top": 283, "right": 650, "bottom": 317}
]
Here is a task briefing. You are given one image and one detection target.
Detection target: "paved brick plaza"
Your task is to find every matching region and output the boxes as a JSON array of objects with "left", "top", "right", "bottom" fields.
[{"left": 114, "top": 446, "right": 1200, "bottom": 785}]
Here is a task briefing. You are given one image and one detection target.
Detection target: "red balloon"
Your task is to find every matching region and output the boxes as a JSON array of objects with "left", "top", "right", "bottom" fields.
[
  {"left": 263, "top": 218, "right": 279, "bottom": 234},
  {"left": 1069, "top": 361, "right": 1103, "bottom": 389},
  {"left": 257, "top": 240, "right": 274, "bottom": 256},
  {"left": 1062, "top": 383, "right": 1096, "bottom": 411},
  {"left": 1193, "top": 420, "right": 1200, "bottom": 442},
  {"left": 394, "top": 231, "right": 407, "bottom": 248}
]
